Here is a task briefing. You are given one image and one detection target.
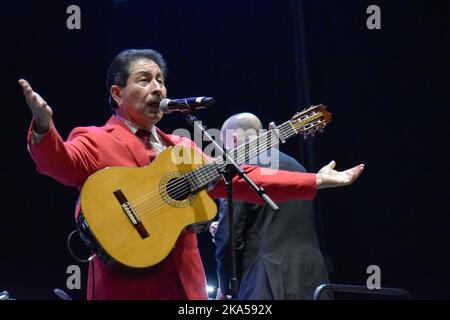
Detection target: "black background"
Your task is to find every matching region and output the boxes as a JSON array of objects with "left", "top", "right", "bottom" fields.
[{"left": 1, "top": 0, "right": 449, "bottom": 300}]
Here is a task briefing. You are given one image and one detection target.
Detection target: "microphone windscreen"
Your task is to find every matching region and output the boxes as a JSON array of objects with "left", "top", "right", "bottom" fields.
[{"left": 159, "top": 99, "right": 171, "bottom": 109}]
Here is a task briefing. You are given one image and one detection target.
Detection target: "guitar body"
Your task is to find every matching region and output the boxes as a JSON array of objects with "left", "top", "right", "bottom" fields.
[{"left": 80, "top": 146, "right": 217, "bottom": 269}]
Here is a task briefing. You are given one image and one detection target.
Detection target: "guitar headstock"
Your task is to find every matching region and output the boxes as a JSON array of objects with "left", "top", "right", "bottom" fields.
[{"left": 289, "top": 104, "right": 332, "bottom": 138}]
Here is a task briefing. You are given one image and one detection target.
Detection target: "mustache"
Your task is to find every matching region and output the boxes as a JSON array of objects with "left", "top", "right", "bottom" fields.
[{"left": 146, "top": 97, "right": 163, "bottom": 106}]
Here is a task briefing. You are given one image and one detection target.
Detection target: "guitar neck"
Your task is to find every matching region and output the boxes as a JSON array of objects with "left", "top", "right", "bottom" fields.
[{"left": 185, "top": 120, "right": 298, "bottom": 192}]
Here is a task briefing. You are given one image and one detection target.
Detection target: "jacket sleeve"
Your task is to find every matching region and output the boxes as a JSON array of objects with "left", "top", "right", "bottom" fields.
[
  {"left": 208, "top": 164, "right": 317, "bottom": 204},
  {"left": 27, "top": 119, "right": 100, "bottom": 188}
]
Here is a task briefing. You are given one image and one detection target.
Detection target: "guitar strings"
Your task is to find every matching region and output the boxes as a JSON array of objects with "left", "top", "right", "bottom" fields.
[
  {"left": 131, "top": 122, "right": 294, "bottom": 209},
  {"left": 129, "top": 131, "right": 277, "bottom": 217},
  {"left": 130, "top": 127, "right": 278, "bottom": 209},
  {"left": 130, "top": 125, "right": 293, "bottom": 217},
  {"left": 131, "top": 126, "right": 284, "bottom": 210},
  {"left": 132, "top": 137, "right": 292, "bottom": 228},
  {"left": 130, "top": 126, "right": 295, "bottom": 222},
  {"left": 94, "top": 123, "right": 297, "bottom": 234}
]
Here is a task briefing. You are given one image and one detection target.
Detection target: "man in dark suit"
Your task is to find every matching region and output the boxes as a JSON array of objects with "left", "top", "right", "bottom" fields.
[{"left": 213, "top": 113, "right": 332, "bottom": 300}]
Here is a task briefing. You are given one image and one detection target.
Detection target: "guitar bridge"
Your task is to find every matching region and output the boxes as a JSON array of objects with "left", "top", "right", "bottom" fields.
[{"left": 113, "top": 189, "right": 149, "bottom": 239}]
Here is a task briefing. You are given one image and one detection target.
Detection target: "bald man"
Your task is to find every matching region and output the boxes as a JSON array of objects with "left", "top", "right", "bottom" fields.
[{"left": 213, "top": 113, "right": 334, "bottom": 300}]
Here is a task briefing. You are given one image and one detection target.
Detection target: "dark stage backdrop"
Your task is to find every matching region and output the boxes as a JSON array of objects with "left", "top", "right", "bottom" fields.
[{"left": 1, "top": 0, "right": 448, "bottom": 299}]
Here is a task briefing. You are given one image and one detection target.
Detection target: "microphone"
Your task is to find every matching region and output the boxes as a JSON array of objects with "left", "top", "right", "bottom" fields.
[{"left": 159, "top": 97, "right": 214, "bottom": 114}]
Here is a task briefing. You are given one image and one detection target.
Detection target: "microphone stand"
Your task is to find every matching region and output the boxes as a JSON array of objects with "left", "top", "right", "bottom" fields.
[{"left": 184, "top": 110, "right": 279, "bottom": 300}]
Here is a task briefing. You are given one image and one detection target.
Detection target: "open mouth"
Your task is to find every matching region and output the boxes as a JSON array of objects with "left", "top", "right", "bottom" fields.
[{"left": 147, "top": 102, "right": 160, "bottom": 109}]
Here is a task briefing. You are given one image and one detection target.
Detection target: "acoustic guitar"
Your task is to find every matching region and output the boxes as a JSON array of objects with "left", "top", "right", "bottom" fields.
[{"left": 78, "top": 104, "right": 332, "bottom": 269}]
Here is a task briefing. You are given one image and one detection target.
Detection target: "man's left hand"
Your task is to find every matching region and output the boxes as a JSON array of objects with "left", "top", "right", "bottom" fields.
[{"left": 316, "top": 161, "right": 365, "bottom": 189}]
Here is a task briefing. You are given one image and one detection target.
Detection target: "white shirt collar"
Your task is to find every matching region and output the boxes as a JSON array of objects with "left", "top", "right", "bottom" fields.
[
  {"left": 115, "top": 114, "right": 151, "bottom": 134},
  {"left": 114, "top": 114, "right": 165, "bottom": 150}
]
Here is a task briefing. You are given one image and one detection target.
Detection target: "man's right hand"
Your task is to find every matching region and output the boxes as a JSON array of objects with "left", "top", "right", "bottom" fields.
[
  {"left": 18, "top": 79, "right": 53, "bottom": 133},
  {"left": 209, "top": 221, "right": 219, "bottom": 243}
]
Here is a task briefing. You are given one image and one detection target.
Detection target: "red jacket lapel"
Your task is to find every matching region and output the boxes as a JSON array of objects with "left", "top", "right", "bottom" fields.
[
  {"left": 105, "top": 115, "right": 150, "bottom": 166},
  {"left": 104, "top": 115, "right": 179, "bottom": 166}
]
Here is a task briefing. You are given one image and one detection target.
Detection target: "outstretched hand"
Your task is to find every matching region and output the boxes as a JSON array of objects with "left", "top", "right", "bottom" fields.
[
  {"left": 316, "top": 161, "right": 365, "bottom": 189},
  {"left": 18, "top": 79, "right": 53, "bottom": 133}
]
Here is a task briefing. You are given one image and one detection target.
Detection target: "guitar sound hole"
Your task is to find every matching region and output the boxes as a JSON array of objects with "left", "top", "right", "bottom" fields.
[{"left": 166, "top": 178, "right": 191, "bottom": 201}]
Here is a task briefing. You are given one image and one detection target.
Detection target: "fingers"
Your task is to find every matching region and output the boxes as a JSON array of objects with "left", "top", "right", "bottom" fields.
[
  {"left": 30, "top": 92, "right": 39, "bottom": 103},
  {"left": 19, "top": 79, "right": 35, "bottom": 99},
  {"left": 18, "top": 78, "right": 29, "bottom": 88},
  {"left": 19, "top": 79, "right": 49, "bottom": 110},
  {"left": 335, "top": 164, "right": 365, "bottom": 186},
  {"left": 209, "top": 221, "right": 218, "bottom": 242},
  {"left": 347, "top": 164, "right": 365, "bottom": 184},
  {"left": 354, "top": 164, "right": 365, "bottom": 179},
  {"left": 318, "top": 160, "right": 335, "bottom": 174},
  {"left": 19, "top": 79, "right": 37, "bottom": 103},
  {"left": 19, "top": 79, "right": 32, "bottom": 96},
  {"left": 30, "top": 92, "right": 47, "bottom": 109}
]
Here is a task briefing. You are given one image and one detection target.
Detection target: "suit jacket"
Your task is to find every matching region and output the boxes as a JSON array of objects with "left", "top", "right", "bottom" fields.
[
  {"left": 215, "top": 149, "right": 330, "bottom": 299},
  {"left": 27, "top": 115, "right": 318, "bottom": 300}
]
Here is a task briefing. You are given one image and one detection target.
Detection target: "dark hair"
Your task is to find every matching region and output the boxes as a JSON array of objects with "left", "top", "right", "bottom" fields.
[{"left": 106, "top": 48, "right": 168, "bottom": 109}]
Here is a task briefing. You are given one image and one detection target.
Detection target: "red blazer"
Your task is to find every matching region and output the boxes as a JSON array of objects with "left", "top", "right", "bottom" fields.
[{"left": 27, "top": 115, "right": 317, "bottom": 300}]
